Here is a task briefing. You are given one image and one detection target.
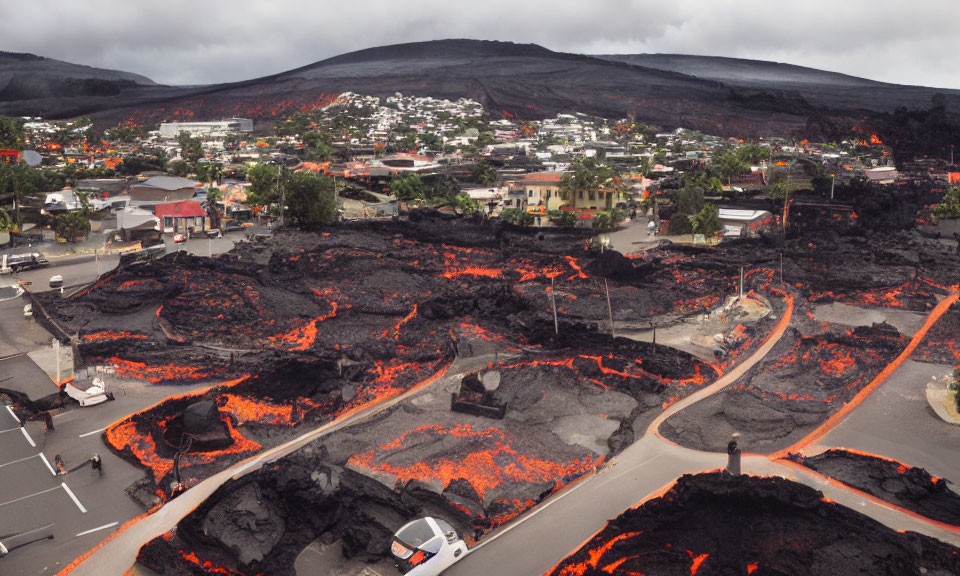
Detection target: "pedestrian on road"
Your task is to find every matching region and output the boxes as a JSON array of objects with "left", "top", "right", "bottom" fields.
[
  {"left": 91, "top": 453, "right": 103, "bottom": 477},
  {"left": 54, "top": 454, "right": 66, "bottom": 475}
]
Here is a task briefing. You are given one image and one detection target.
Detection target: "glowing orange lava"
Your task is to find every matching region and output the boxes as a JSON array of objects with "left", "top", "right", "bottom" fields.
[
  {"left": 82, "top": 330, "right": 148, "bottom": 342},
  {"left": 348, "top": 424, "right": 603, "bottom": 501},
  {"left": 103, "top": 357, "right": 215, "bottom": 383}
]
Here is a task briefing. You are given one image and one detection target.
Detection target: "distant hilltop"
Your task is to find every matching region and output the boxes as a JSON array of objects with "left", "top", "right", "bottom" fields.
[{"left": 1, "top": 39, "right": 958, "bottom": 149}]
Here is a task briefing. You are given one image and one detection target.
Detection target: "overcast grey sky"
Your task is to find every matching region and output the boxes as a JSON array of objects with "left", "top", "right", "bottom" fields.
[{"left": 1, "top": 0, "right": 958, "bottom": 88}]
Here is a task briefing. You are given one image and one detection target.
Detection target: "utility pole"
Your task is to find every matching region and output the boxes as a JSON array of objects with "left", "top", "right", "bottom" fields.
[
  {"left": 550, "top": 277, "right": 558, "bottom": 335},
  {"left": 739, "top": 265, "right": 744, "bottom": 301},
  {"left": 830, "top": 174, "right": 835, "bottom": 201},
  {"left": 604, "top": 278, "right": 615, "bottom": 338}
]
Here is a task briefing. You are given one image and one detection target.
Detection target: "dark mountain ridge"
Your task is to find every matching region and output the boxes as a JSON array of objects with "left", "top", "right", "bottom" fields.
[{"left": 1, "top": 39, "right": 956, "bottom": 150}]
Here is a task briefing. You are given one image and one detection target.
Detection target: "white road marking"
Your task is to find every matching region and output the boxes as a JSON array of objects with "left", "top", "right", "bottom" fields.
[
  {"left": 39, "top": 452, "right": 58, "bottom": 476},
  {"left": 20, "top": 426, "right": 36, "bottom": 447},
  {"left": 75, "top": 521, "right": 119, "bottom": 537},
  {"left": 0, "top": 426, "right": 21, "bottom": 434},
  {"left": 78, "top": 428, "right": 105, "bottom": 438},
  {"left": 4, "top": 404, "right": 20, "bottom": 423},
  {"left": 0, "top": 453, "right": 39, "bottom": 469},
  {"left": 62, "top": 483, "right": 87, "bottom": 513},
  {"left": 0, "top": 485, "right": 61, "bottom": 508}
]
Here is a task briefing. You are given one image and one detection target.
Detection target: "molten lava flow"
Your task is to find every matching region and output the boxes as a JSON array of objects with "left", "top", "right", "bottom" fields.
[
  {"left": 177, "top": 548, "right": 260, "bottom": 576},
  {"left": 554, "top": 532, "right": 642, "bottom": 576},
  {"left": 565, "top": 256, "right": 588, "bottom": 279},
  {"left": 348, "top": 424, "right": 603, "bottom": 502},
  {"left": 219, "top": 394, "right": 296, "bottom": 426},
  {"left": 81, "top": 330, "right": 148, "bottom": 342},
  {"left": 268, "top": 300, "right": 338, "bottom": 350},
  {"left": 687, "top": 551, "right": 709, "bottom": 575},
  {"left": 381, "top": 304, "right": 418, "bottom": 339},
  {"left": 105, "top": 420, "right": 174, "bottom": 482},
  {"left": 441, "top": 267, "right": 503, "bottom": 279},
  {"left": 103, "top": 357, "right": 215, "bottom": 383}
]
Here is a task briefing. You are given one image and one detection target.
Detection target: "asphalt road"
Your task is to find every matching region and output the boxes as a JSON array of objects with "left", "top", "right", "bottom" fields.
[
  {"left": 811, "top": 359, "right": 960, "bottom": 482},
  {"left": 0, "top": 377, "right": 216, "bottom": 576}
]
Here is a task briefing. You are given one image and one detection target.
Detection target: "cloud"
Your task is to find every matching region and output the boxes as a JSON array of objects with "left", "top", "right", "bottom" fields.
[{"left": 1, "top": 0, "right": 957, "bottom": 89}]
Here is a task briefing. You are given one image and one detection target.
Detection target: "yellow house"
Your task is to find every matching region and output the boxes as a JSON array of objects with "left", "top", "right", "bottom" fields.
[{"left": 506, "top": 172, "right": 568, "bottom": 213}]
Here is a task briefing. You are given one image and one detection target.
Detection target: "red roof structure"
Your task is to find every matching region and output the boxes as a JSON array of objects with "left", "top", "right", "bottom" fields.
[{"left": 154, "top": 200, "right": 204, "bottom": 219}]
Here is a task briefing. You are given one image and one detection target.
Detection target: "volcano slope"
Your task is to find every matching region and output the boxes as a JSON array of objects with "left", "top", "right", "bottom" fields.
[
  {"left": 788, "top": 449, "right": 960, "bottom": 528},
  {"left": 659, "top": 228, "right": 960, "bottom": 455},
  {"left": 547, "top": 472, "right": 960, "bottom": 576}
]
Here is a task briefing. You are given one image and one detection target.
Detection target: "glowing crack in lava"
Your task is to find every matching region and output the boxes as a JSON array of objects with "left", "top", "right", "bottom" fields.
[
  {"left": 81, "top": 330, "right": 148, "bottom": 342},
  {"left": 347, "top": 424, "right": 603, "bottom": 513},
  {"left": 103, "top": 357, "right": 216, "bottom": 383},
  {"left": 178, "top": 549, "right": 260, "bottom": 576},
  {"left": 552, "top": 531, "right": 643, "bottom": 576},
  {"left": 267, "top": 299, "right": 339, "bottom": 351}
]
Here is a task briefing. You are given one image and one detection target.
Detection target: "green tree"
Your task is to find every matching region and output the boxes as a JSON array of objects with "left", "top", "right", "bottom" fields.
[
  {"left": 672, "top": 187, "right": 705, "bottom": 215},
  {"left": 390, "top": 173, "right": 426, "bottom": 203},
  {"left": 246, "top": 163, "right": 281, "bottom": 206},
  {"left": 667, "top": 212, "right": 693, "bottom": 235},
  {"left": 561, "top": 158, "right": 616, "bottom": 202},
  {"left": 451, "top": 192, "right": 479, "bottom": 214},
  {"left": 549, "top": 210, "right": 578, "bottom": 228},
  {"left": 765, "top": 181, "right": 788, "bottom": 200},
  {"left": 55, "top": 211, "right": 91, "bottom": 241},
  {"left": 736, "top": 144, "right": 770, "bottom": 165},
  {"left": 0, "top": 162, "right": 34, "bottom": 233},
  {"left": 0, "top": 115, "right": 24, "bottom": 149},
  {"left": 177, "top": 133, "right": 204, "bottom": 163},
  {"left": 715, "top": 150, "right": 750, "bottom": 185},
  {"left": 474, "top": 131, "right": 495, "bottom": 149},
  {"left": 500, "top": 208, "right": 534, "bottom": 226},
  {"left": 284, "top": 170, "right": 339, "bottom": 226},
  {"left": 932, "top": 187, "right": 960, "bottom": 220},
  {"left": 420, "top": 132, "right": 443, "bottom": 153},
  {"left": 690, "top": 203, "right": 721, "bottom": 236},
  {"left": 469, "top": 161, "right": 498, "bottom": 186},
  {"left": 302, "top": 132, "right": 335, "bottom": 162}
]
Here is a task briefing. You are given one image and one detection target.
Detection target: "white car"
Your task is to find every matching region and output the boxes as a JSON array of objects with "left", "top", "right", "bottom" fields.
[
  {"left": 391, "top": 517, "right": 468, "bottom": 576},
  {"left": 49, "top": 275, "right": 63, "bottom": 288}
]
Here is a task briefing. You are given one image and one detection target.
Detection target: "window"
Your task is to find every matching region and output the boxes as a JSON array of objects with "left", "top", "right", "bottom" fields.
[
  {"left": 546, "top": 190, "right": 551, "bottom": 199},
  {"left": 589, "top": 191, "right": 595, "bottom": 201},
  {"left": 528, "top": 189, "right": 534, "bottom": 197},
  {"left": 578, "top": 191, "right": 584, "bottom": 200}
]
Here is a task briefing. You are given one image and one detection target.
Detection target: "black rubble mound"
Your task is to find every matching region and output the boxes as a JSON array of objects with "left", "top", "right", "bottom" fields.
[
  {"left": 138, "top": 447, "right": 467, "bottom": 576},
  {"left": 548, "top": 472, "right": 960, "bottom": 576},
  {"left": 791, "top": 449, "right": 960, "bottom": 527}
]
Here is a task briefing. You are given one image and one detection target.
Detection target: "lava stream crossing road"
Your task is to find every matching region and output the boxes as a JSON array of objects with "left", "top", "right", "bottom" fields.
[
  {"left": 446, "top": 291, "right": 797, "bottom": 576},
  {"left": 58, "top": 361, "right": 454, "bottom": 576},
  {"left": 451, "top": 290, "right": 960, "bottom": 575}
]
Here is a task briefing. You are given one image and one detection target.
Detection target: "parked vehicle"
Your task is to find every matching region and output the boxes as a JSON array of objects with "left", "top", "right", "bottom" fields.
[
  {"left": 391, "top": 517, "right": 468, "bottom": 576},
  {"left": 0, "top": 253, "right": 49, "bottom": 274},
  {"left": 48, "top": 275, "right": 63, "bottom": 289}
]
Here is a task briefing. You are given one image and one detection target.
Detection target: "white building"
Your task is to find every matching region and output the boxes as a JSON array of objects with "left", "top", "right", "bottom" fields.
[{"left": 159, "top": 118, "right": 253, "bottom": 139}]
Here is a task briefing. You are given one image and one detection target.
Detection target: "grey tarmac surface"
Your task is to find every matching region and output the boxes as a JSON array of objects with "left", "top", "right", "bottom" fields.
[
  {"left": 809, "top": 359, "right": 960, "bottom": 483},
  {"left": 0, "top": 376, "right": 215, "bottom": 576}
]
